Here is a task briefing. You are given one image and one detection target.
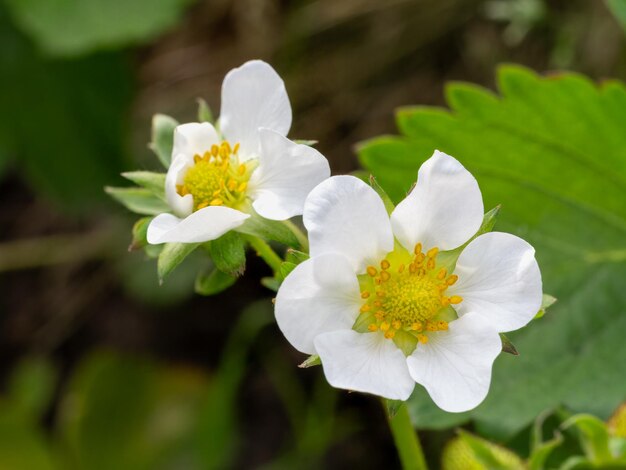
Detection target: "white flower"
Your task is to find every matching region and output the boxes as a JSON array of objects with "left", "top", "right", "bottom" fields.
[
  {"left": 147, "top": 60, "right": 330, "bottom": 244},
  {"left": 275, "top": 151, "right": 542, "bottom": 412}
]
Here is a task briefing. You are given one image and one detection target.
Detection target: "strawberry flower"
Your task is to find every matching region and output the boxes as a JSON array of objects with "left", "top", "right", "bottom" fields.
[
  {"left": 275, "top": 151, "right": 542, "bottom": 412},
  {"left": 147, "top": 60, "right": 330, "bottom": 244}
]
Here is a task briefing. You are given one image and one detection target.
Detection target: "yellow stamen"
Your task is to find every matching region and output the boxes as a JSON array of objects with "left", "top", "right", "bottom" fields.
[
  {"left": 361, "top": 291, "right": 370, "bottom": 299},
  {"left": 210, "top": 198, "right": 223, "bottom": 206},
  {"left": 414, "top": 243, "right": 422, "bottom": 255},
  {"left": 233, "top": 143, "right": 240, "bottom": 154},
  {"left": 398, "top": 263, "right": 405, "bottom": 273},
  {"left": 237, "top": 182, "right": 247, "bottom": 192},
  {"left": 360, "top": 304, "right": 371, "bottom": 313},
  {"left": 437, "top": 268, "right": 447, "bottom": 280},
  {"left": 367, "top": 266, "right": 378, "bottom": 277},
  {"left": 427, "top": 247, "right": 439, "bottom": 258},
  {"left": 449, "top": 295, "right": 463, "bottom": 305},
  {"left": 446, "top": 275, "right": 458, "bottom": 286},
  {"left": 384, "top": 330, "right": 396, "bottom": 339},
  {"left": 380, "top": 271, "right": 391, "bottom": 282},
  {"left": 381, "top": 259, "right": 391, "bottom": 270},
  {"left": 418, "top": 334, "right": 429, "bottom": 344},
  {"left": 411, "top": 322, "right": 423, "bottom": 332},
  {"left": 380, "top": 321, "right": 390, "bottom": 332},
  {"left": 238, "top": 164, "right": 246, "bottom": 175},
  {"left": 437, "top": 321, "right": 449, "bottom": 331},
  {"left": 368, "top": 324, "right": 379, "bottom": 332},
  {"left": 392, "top": 320, "right": 402, "bottom": 330}
]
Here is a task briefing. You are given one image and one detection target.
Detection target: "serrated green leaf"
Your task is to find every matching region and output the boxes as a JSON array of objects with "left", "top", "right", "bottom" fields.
[
  {"left": 4, "top": 0, "right": 195, "bottom": 58},
  {"left": 121, "top": 171, "right": 166, "bottom": 198},
  {"left": 194, "top": 266, "right": 236, "bottom": 296},
  {"left": 236, "top": 212, "right": 299, "bottom": 248},
  {"left": 359, "top": 65, "right": 626, "bottom": 437},
  {"left": 206, "top": 231, "right": 246, "bottom": 277},
  {"left": 157, "top": 242, "right": 199, "bottom": 282},
  {"left": 563, "top": 414, "right": 613, "bottom": 464},
  {"left": 150, "top": 114, "right": 178, "bottom": 168},
  {"left": 105, "top": 187, "right": 169, "bottom": 215},
  {"left": 197, "top": 98, "right": 214, "bottom": 123}
]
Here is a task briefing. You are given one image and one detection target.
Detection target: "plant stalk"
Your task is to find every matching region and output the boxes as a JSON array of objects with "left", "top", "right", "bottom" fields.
[{"left": 386, "top": 401, "right": 428, "bottom": 470}]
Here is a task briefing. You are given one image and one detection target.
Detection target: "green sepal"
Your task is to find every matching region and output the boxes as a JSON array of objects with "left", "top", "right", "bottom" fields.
[
  {"left": 105, "top": 187, "right": 170, "bottom": 215},
  {"left": 195, "top": 266, "right": 236, "bottom": 296},
  {"left": 285, "top": 248, "right": 309, "bottom": 265},
  {"left": 293, "top": 139, "right": 318, "bottom": 146},
  {"left": 437, "top": 205, "right": 500, "bottom": 272},
  {"left": 260, "top": 277, "right": 281, "bottom": 292},
  {"left": 393, "top": 330, "right": 418, "bottom": 356},
  {"left": 535, "top": 294, "right": 557, "bottom": 319},
  {"left": 562, "top": 414, "right": 613, "bottom": 464},
  {"left": 500, "top": 334, "right": 519, "bottom": 356},
  {"left": 121, "top": 171, "right": 166, "bottom": 199},
  {"left": 277, "top": 261, "right": 297, "bottom": 282},
  {"left": 129, "top": 217, "right": 151, "bottom": 251},
  {"left": 298, "top": 355, "right": 321, "bottom": 368},
  {"left": 385, "top": 399, "right": 403, "bottom": 419},
  {"left": 157, "top": 242, "right": 199, "bottom": 283},
  {"left": 206, "top": 232, "right": 246, "bottom": 277},
  {"left": 369, "top": 175, "right": 395, "bottom": 215},
  {"left": 236, "top": 212, "right": 299, "bottom": 248},
  {"left": 528, "top": 410, "right": 564, "bottom": 470},
  {"left": 197, "top": 98, "right": 214, "bottom": 124},
  {"left": 149, "top": 114, "right": 178, "bottom": 168}
]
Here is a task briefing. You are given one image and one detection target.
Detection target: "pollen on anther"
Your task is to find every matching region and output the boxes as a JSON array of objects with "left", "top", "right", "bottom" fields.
[
  {"left": 210, "top": 198, "right": 223, "bottom": 206},
  {"left": 360, "top": 304, "right": 371, "bottom": 313},
  {"left": 446, "top": 275, "right": 458, "bottom": 286},
  {"left": 380, "top": 321, "right": 390, "bottom": 331},
  {"left": 398, "top": 263, "right": 405, "bottom": 273},
  {"left": 449, "top": 295, "right": 463, "bottom": 305},
  {"left": 375, "top": 310, "right": 385, "bottom": 320},
  {"left": 238, "top": 164, "right": 246, "bottom": 175},
  {"left": 427, "top": 247, "right": 439, "bottom": 258},
  {"left": 366, "top": 266, "right": 378, "bottom": 277},
  {"left": 426, "top": 322, "right": 437, "bottom": 332},
  {"left": 373, "top": 300, "right": 382, "bottom": 307},
  {"left": 437, "top": 268, "right": 447, "bottom": 280},
  {"left": 417, "top": 334, "right": 429, "bottom": 344},
  {"left": 384, "top": 330, "right": 396, "bottom": 339},
  {"left": 211, "top": 144, "right": 219, "bottom": 157},
  {"left": 381, "top": 259, "right": 391, "bottom": 270},
  {"left": 376, "top": 290, "right": 385, "bottom": 298},
  {"left": 437, "top": 321, "right": 449, "bottom": 331},
  {"left": 361, "top": 291, "right": 370, "bottom": 299},
  {"left": 414, "top": 243, "right": 422, "bottom": 255},
  {"left": 411, "top": 322, "right": 423, "bottom": 332},
  {"left": 233, "top": 143, "right": 240, "bottom": 154},
  {"left": 426, "top": 258, "right": 435, "bottom": 270},
  {"left": 238, "top": 182, "right": 248, "bottom": 192},
  {"left": 380, "top": 271, "right": 391, "bottom": 282},
  {"left": 368, "top": 324, "right": 378, "bottom": 332},
  {"left": 392, "top": 320, "right": 402, "bottom": 330}
]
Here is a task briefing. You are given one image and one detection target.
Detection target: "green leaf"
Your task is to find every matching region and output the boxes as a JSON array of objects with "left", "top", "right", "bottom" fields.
[
  {"left": 195, "top": 266, "right": 237, "bottom": 296},
  {"left": 157, "top": 242, "right": 199, "bottom": 282},
  {"left": 278, "top": 261, "right": 297, "bottom": 281},
  {"left": 105, "top": 186, "right": 170, "bottom": 215},
  {"left": 129, "top": 217, "right": 152, "bottom": 252},
  {"left": 606, "top": 0, "right": 626, "bottom": 32},
  {"left": 197, "top": 98, "right": 214, "bottom": 123},
  {"left": 7, "top": 357, "right": 57, "bottom": 420},
  {"left": 121, "top": 171, "right": 166, "bottom": 198},
  {"left": 4, "top": 0, "right": 195, "bottom": 58},
  {"left": 359, "top": 65, "right": 626, "bottom": 437},
  {"left": 0, "top": 14, "right": 131, "bottom": 210},
  {"left": 150, "top": 114, "right": 178, "bottom": 168},
  {"left": 529, "top": 411, "right": 564, "bottom": 470},
  {"left": 236, "top": 212, "right": 299, "bottom": 248},
  {"left": 563, "top": 414, "right": 613, "bottom": 464},
  {"left": 206, "top": 232, "right": 247, "bottom": 277},
  {"left": 454, "top": 430, "right": 525, "bottom": 469}
]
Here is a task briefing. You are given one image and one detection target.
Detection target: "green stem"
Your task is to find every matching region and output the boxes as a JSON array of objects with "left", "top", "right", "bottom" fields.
[
  {"left": 386, "top": 402, "right": 428, "bottom": 470},
  {"left": 245, "top": 235, "right": 283, "bottom": 274},
  {"left": 282, "top": 220, "right": 309, "bottom": 252}
]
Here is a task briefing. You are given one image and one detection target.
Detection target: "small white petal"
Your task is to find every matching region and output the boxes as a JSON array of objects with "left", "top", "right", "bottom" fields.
[
  {"left": 172, "top": 122, "right": 220, "bottom": 158},
  {"left": 449, "top": 232, "right": 542, "bottom": 333},
  {"left": 407, "top": 313, "right": 501, "bottom": 413},
  {"left": 314, "top": 330, "right": 415, "bottom": 401},
  {"left": 146, "top": 207, "right": 249, "bottom": 244},
  {"left": 275, "top": 254, "right": 361, "bottom": 355},
  {"left": 304, "top": 176, "right": 394, "bottom": 273},
  {"left": 390, "top": 151, "right": 484, "bottom": 252},
  {"left": 220, "top": 60, "right": 292, "bottom": 158},
  {"left": 165, "top": 154, "right": 194, "bottom": 217},
  {"left": 249, "top": 128, "right": 330, "bottom": 220}
]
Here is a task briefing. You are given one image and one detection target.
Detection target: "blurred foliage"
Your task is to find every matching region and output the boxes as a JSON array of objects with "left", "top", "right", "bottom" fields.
[
  {"left": 359, "top": 65, "right": 626, "bottom": 437},
  {"left": 3, "top": 0, "right": 195, "bottom": 58},
  {"left": 607, "top": 0, "right": 626, "bottom": 31}
]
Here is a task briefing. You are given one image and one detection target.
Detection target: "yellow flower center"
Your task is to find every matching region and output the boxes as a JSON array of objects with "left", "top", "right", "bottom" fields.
[
  {"left": 176, "top": 141, "right": 256, "bottom": 211},
  {"left": 355, "top": 243, "right": 462, "bottom": 352}
]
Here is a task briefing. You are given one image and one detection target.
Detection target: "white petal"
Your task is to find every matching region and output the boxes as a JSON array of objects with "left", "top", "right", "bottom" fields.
[
  {"left": 449, "top": 232, "right": 542, "bottom": 333},
  {"left": 314, "top": 330, "right": 415, "bottom": 401},
  {"left": 304, "top": 176, "right": 394, "bottom": 273},
  {"left": 165, "top": 154, "right": 194, "bottom": 217},
  {"left": 390, "top": 150, "right": 484, "bottom": 252},
  {"left": 249, "top": 128, "right": 330, "bottom": 220},
  {"left": 275, "top": 254, "right": 361, "bottom": 355},
  {"left": 146, "top": 207, "right": 249, "bottom": 244},
  {"left": 172, "top": 122, "right": 220, "bottom": 158},
  {"left": 220, "top": 60, "right": 292, "bottom": 158},
  {"left": 406, "top": 313, "right": 501, "bottom": 412}
]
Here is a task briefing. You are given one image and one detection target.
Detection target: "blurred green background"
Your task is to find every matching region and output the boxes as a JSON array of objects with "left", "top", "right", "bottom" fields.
[{"left": 0, "top": 0, "right": 625, "bottom": 468}]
